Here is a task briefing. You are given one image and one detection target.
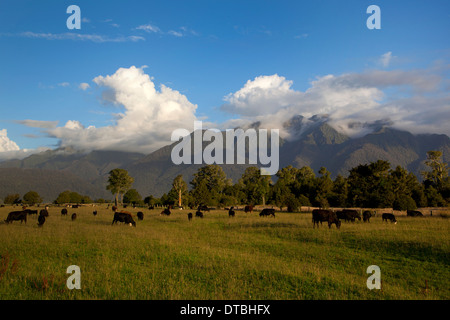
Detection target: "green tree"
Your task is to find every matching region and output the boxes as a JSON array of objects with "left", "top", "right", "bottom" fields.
[
  {"left": 291, "top": 166, "right": 316, "bottom": 204},
  {"left": 172, "top": 175, "right": 188, "bottom": 207},
  {"left": 22, "top": 191, "right": 42, "bottom": 205},
  {"left": 329, "top": 175, "right": 348, "bottom": 207},
  {"left": 123, "top": 189, "right": 142, "bottom": 205},
  {"left": 347, "top": 160, "right": 393, "bottom": 208},
  {"left": 55, "top": 190, "right": 71, "bottom": 204},
  {"left": 190, "top": 165, "right": 230, "bottom": 205},
  {"left": 106, "top": 168, "right": 134, "bottom": 206},
  {"left": 239, "top": 167, "right": 272, "bottom": 205},
  {"left": 69, "top": 191, "right": 82, "bottom": 204},
  {"left": 390, "top": 166, "right": 421, "bottom": 210},
  {"left": 4, "top": 193, "right": 21, "bottom": 205},
  {"left": 144, "top": 195, "right": 156, "bottom": 206},
  {"left": 313, "top": 167, "right": 333, "bottom": 208},
  {"left": 272, "top": 179, "right": 292, "bottom": 211},
  {"left": 421, "top": 150, "right": 449, "bottom": 189},
  {"left": 190, "top": 179, "right": 212, "bottom": 206},
  {"left": 81, "top": 195, "right": 93, "bottom": 204}
]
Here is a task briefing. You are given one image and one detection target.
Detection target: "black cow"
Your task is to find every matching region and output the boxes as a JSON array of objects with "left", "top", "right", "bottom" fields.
[
  {"left": 259, "top": 208, "right": 275, "bottom": 217},
  {"left": 382, "top": 213, "right": 397, "bottom": 224},
  {"left": 5, "top": 211, "right": 27, "bottom": 224},
  {"left": 363, "top": 210, "right": 372, "bottom": 223},
  {"left": 24, "top": 209, "right": 38, "bottom": 216},
  {"left": 312, "top": 209, "right": 341, "bottom": 229},
  {"left": 407, "top": 210, "right": 423, "bottom": 217},
  {"left": 39, "top": 209, "right": 49, "bottom": 217},
  {"left": 112, "top": 212, "right": 136, "bottom": 227},
  {"left": 195, "top": 211, "right": 203, "bottom": 218},
  {"left": 137, "top": 211, "right": 144, "bottom": 220},
  {"left": 188, "top": 212, "right": 193, "bottom": 221},
  {"left": 61, "top": 208, "right": 68, "bottom": 216},
  {"left": 244, "top": 205, "right": 254, "bottom": 213},
  {"left": 37, "top": 214, "right": 45, "bottom": 227},
  {"left": 160, "top": 208, "right": 171, "bottom": 216},
  {"left": 71, "top": 213, "right": 77, "bottom": 221},
  {"left": 336, "top": 209, "right": 360, "bottom": 222},
  {"left": 198, "top": 205, "right": 210, "bottom": 212},
  {"left": 228, "top": 207, "right": 235, "bottom": 217},
  {"left": 93, "top": 210, "right": 98, "bottom": 216},
  {"left": 72, "top": 205, "right": 79, "bottom": 208}
]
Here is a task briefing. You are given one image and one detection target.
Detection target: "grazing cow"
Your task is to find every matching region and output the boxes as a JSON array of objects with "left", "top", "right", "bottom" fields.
[
  {"left": 160, "top": 208, "right": 171, "bottom": 216},
  {"left": 382, "top": 213, "right": 397, "bottom": 224},
  {"left": 39, "top": 209, "right": 49, "bottom": 217},
  {"left": 198, "top": 205, "right": 210, "bottom": 212},
  {"left": 259, "top": 208, "right": 275, "bottom": 217},
  {"left": 112, "top": 205, "right": 118, "bottom": 212},
  {"left": 37, "top": 214, "right": 45, "bottom": 227},
  {"left": 112, "top": 212, "right": 136, "bottom": 227},
  {"left": 336, "top": 209, "right": 361, "bottom": 222},
  {"left": 149, "top": 205, "right": 155, "bottom": 210},
  {"left": 93, "top": 210, "right": 98, "bottom": 217},
  {"left": 195, "top": 211, "right": 203, "bottom": 218},
  {"left": 137, "top": 211, "right": 144, "bottom": 221},
  {"left": 61, "top": 208, "right": 68, "bottom": 216},
  {"left": 228, "top": 207, "right": 235, "bottom": 217},
  {"left": 188, "top": 212, "right": 193, "bottom": 221},
  {"left": 363, "top": 210, "right": 372, "bottom": 223},
  {"left": 72, "top": 205, "right": 79, "bottom": 209},
  {"left": 407, "top": 210, "right": 423, "bottom": 217},
  {"left": 5, "top": 211, "right": 27, "bottom": 224},
  {"left": 24, "top": 209, "right": 38, "bottom": 216},
  {"left": 244, "top": 205, "right": 254, "bottom": 213},
  {"left": 312, "top": 209, "right": 341, "bottom": 229},
  {"left": 71, "top": 213, "right": 77, "bottom": 221}
]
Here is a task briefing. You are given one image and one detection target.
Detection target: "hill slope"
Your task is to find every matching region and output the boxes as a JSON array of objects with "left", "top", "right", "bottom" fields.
[{"left": 0, "top": 124, "right": 449, "bottom": 200}]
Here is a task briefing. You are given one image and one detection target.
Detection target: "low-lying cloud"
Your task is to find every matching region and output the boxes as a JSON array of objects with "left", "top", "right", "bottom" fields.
[{"left": 220, "top": 67, "right": 449, "bottom": 139}]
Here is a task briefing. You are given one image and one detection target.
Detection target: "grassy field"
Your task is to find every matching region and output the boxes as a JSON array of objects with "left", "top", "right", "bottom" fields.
[{"left": 0, "top": 205, "right": 448, "bottom": 300}]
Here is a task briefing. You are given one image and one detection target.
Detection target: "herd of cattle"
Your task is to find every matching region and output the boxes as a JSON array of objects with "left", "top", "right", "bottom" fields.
[{"left": 1, "top": 204, "right": 426, "bottom": 229}]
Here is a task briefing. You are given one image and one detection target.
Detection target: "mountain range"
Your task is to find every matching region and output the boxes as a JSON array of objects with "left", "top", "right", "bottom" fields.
[{"left": 1, "top": 117, "right": 449, "bottom": 202}]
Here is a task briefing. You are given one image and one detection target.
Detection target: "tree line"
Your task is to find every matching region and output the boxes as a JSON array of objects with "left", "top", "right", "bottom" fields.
[
  {"left": 107, "top": 150, "right": 449, "bottom": 211},
  {"left": 3, "top": 150, "right": 448, "bottom": 211}
]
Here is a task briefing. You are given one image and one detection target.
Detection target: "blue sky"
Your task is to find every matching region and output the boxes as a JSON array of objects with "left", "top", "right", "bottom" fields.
[{"left": 0, "top": 0, "right": 449, "bottom": 158}]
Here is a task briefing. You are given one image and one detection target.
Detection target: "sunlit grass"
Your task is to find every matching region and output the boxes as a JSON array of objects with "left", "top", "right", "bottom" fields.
[{"left": 0, "top": 205, "right": 448, "bottom": 300}]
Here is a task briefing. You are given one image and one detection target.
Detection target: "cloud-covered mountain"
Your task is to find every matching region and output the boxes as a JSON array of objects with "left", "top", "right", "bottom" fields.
[
  {"left": 6, "top": 64, "right": 448, "bottom": 162},
  {"left": 0, "top": 118, "right": 448, "bottom": 202}
]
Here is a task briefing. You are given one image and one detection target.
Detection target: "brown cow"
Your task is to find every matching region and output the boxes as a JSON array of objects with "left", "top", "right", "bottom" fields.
[{"left": 244, "top": 205, "right": 254, "bottom": 213}]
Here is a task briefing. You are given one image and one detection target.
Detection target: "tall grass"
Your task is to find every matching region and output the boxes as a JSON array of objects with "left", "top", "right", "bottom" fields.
[{"left": 0, "top": 205, "right": 448, "bottom": 300}]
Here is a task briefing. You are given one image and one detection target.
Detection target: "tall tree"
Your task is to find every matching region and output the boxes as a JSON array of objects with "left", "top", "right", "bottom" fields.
[
  {"left": 347, "top": 160, "right": 393, "bottom": 208},
  {"left": 313, "top": 167, "right": 333, "bottom": 208},
  {"left": 172, "top": 174, "right": 188, "bottom": 207},
  {"left": 421, "top": 150, "right": 449, "bottom": 189},
  {"left": 190, "top": 165, "right": 230, "bottom": 205},
  {"left": 239, "top": 167, "right": 272, "bottom": 205},
  {"left": 106, "top": 168, "right": 134, "bottom": 206}
]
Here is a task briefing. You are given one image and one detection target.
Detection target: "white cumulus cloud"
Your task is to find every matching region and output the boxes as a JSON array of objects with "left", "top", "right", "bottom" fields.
[
  {"left": 79, "top": 82, "right": 90, "bottom": 90},
  {"left": 0, "top": 129, "right": 20, "bottom": 152},
  {"left": 220, "top": 68, "right": 449, "bottom": 139},
  {"left": 47, "top": 66, "right": 198, "bottom": 153}
]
